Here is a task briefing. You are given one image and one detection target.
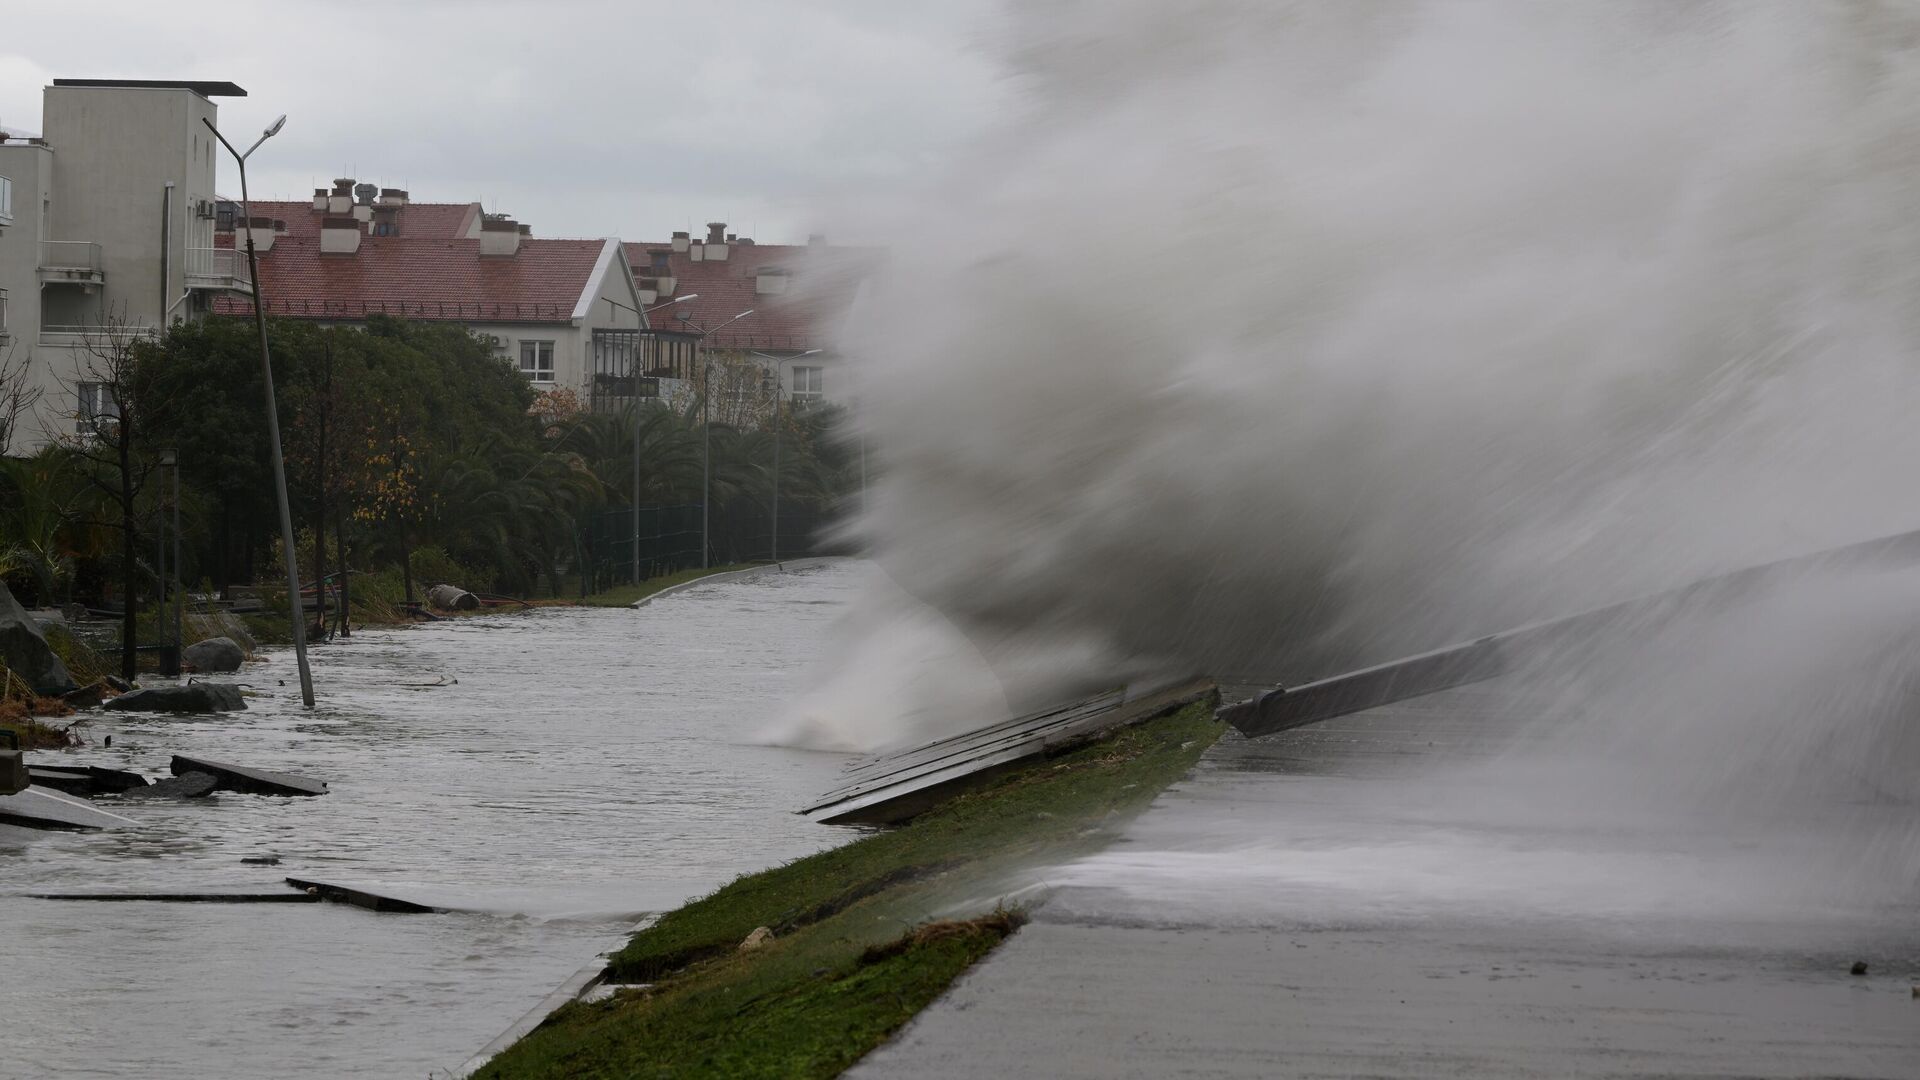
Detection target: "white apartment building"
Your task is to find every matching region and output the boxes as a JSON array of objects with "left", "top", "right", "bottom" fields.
[{"left": 0, "top": 79, "right": 253, "bottom": 450}]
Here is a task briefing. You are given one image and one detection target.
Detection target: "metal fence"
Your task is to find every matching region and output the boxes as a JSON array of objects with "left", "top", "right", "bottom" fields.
[{"left": 577, "top": 500, "right": 842, "bottom": 593}]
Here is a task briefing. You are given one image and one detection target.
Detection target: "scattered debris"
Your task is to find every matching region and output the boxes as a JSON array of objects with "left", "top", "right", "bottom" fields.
[
  {"left": 120, "top": 772, "right": 218, "bottom": 800},
  {"left": 283, "top": 876, "right": 436, "bottom": 913},
  {"left": 241, "top": 855, "right": 282, "bottom": 865},
  {"left": 740, "top": 926, "right": 775, "bottom": 951},
  {"left": 182, "top": 637, "right": 245, "bottom": 673},
  {"left": 170, "top": 755, "right": 327, "bottom": 797},
  {"left": 1851, "top": 960, "right": 1870, "bottom": 976},
  {"left": 105, "top": 682, "right": 247, "bottom": 713}
]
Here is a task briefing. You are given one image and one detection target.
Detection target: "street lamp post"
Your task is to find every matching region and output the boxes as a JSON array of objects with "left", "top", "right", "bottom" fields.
[
  {"left": 749, "top": 350, "right": 820, "bottom": 563},
  {"left": 697, "top": 309, "right": 754, "bottom": 567},
  {"left": 204, "top": 113, "right": 314, "bottom": 707}
]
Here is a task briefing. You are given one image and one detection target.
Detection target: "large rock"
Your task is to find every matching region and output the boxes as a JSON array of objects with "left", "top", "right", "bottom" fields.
[
  {"left": 0, "top": 582, "right": 77, "bottom": 695},
  {"left": 183, "top": 636, "right": 245, "bottom": 673},
  {"left": 187, "top": 612, "right": 256, "bottom": 656},
  {"left": 104, "top": 682, "right": 247, "bottom": 714},
  {"left": 426, "top": 584, "right": 479, "bottom": 612}
]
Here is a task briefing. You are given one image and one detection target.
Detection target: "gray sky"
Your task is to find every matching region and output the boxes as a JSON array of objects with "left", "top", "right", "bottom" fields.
[{"left": 1, "top": 0, "right": 1005, "bottom": 244}]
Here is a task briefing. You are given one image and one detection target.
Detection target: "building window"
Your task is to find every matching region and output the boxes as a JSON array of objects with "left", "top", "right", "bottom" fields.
[
  {"left": 791, "top": 364, "right": 824, "bottom": 405},
  {"left": 519, "top": 340, "right": 555, "bottom": 383},
  {"left": 215, "top": 205, "right": 235, "bottom": 231},
  {"left": 76, "top": 381, "right": 119, "bottom": 435}
]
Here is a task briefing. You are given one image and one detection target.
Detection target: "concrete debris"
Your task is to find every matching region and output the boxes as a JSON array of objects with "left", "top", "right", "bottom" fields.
[
  {"left": 0, "top": 786, "right": 138, "bottom": 830},
  {"left": 0, "top": 581, "right": 78, "bottom": 695},
  {"left": 284, "top": 876, "right": 436, "bottom": 913},
  {"left": 119, "top": 771, "right": 218, "bottom": 800},
  {"left": 171, "top": 755, "right": 327, "bottom": 797},
  {"left": 27, "top": 764, "right": 149, "bottom": 797},
  {"left": 182, "top": 636, "right": 245, "bottom": 673},
  {"left": 105, "top": 682, "right": 247, "bottom": 713}
]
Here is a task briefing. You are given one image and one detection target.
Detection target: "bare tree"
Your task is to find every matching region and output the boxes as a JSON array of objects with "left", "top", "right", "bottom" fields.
[
  {"left": 0, "top": 343, "right": 43, "bottom": 456},
  {"left": 57, "top": 316, "right": 171, "bottom": 680}
]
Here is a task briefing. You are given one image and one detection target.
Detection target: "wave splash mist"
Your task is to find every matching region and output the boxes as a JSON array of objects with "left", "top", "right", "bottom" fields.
[{"left": 774, "top": 1, "right": 1920, "bottom": 764}]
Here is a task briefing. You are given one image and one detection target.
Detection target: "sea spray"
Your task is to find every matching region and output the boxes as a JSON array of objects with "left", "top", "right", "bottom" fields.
[{"left": 774, "top": 1, "right": 1920, "bottom": 759}]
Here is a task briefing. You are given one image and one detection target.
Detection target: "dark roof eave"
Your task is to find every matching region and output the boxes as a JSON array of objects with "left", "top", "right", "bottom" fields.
[{"left": 53, "top": 78, "right": 247, "bottom": 98}]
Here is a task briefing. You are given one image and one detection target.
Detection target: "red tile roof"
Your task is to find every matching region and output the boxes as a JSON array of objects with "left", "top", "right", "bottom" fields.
[
  {"left": 624, "top": 238, "right": 880, "bottom": 352},
  {"left": 214, "top": 201, "right": 606, "bottom": 324}
]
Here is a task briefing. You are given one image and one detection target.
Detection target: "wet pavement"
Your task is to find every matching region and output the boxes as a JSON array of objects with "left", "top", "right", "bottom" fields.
[
  {"left": 0, "top": 562, "right": 864, "bottom": 1080},
  {"left": 852, "top": 682, "right": 1920, "bottom": 1079}
]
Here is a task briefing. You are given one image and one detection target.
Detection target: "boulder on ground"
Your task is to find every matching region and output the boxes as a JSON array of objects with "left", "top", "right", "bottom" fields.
[
  {"left": 183, "top": 636, "right": 245, "bottom": 673},
  {"left": 104, "top": 682, "right": 246, "bottom": 714},
  {"left": 187, "top": 612, "right": 256, "bottom": 656},
  {"left": 0, "top": 582, "right": 78, "bottom": 696},
  {"left": 427, "top": 584, "right": 479, "bottom": 612}
]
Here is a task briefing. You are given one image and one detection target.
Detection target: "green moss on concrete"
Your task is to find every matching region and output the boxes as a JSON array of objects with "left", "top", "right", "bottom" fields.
[{"left": 475, "top": 699, "right": 1223, "bottom": 1080}]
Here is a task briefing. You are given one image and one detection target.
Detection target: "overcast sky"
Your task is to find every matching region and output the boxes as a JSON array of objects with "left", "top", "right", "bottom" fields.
[{"left": 1, "top": 0, "right": 1006, "bottom": 244}]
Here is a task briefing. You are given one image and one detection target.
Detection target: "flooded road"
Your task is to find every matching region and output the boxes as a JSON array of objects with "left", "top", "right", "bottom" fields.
[{"left": 1, "top": 561, "right": 864, "bottom": 1079}]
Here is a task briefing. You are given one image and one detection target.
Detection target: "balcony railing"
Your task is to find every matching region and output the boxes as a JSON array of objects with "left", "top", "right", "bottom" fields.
[
  {"left": 39, "top": 323, "right": 159, "bottom": 348},
  {"left": 39, "top": 241, "right": 105, "bottom": 286},
  {"left": 185, "top": 246, "right": 252, "bottom": 293}
]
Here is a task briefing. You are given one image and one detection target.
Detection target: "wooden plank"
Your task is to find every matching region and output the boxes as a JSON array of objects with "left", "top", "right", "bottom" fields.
[{"left": 171, "top": 755, "right": 328, "bottom": 797}]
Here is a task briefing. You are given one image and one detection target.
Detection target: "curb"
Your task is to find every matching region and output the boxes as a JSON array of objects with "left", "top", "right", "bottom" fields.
[{"left": 630, "top": 557, "right": 845, "bottom": 609}]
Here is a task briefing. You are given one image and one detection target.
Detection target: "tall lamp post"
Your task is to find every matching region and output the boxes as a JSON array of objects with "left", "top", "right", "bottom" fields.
[
  {"left": 749, "top": 349, "right": 820, "bottom": 563},
  {"left": 697, "top": 309, "right": 754, "bottom": 567},
  {"left": 204, "top": 113, "right": 314, "bottom": 707}
]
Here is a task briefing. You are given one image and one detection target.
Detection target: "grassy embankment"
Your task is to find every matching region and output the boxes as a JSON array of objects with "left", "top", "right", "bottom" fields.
[{"left": 476, "top": 698, "right": 1223, "bottom": 1080}]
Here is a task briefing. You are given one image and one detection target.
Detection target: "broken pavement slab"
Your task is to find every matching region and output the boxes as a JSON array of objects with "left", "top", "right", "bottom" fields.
[
  {"left": 283, "top": 876, "right": 437, "bottom": 913},
  {"left": 27, "top": 764, "right": 150, "bottom": 797},
  {"left": 0, "top": 786, "right": 138, "bottom": 831},
  {"left": 170, "top": 755, "right": 327, "bottom": 797},
  {"left": 105, "top": 682, "right": 247, "bottom": 714},
  {"left": 30, "top": 891, "right": 322, "bottom": 904}
]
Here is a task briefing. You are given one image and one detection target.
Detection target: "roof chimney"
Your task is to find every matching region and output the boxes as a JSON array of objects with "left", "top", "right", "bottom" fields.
[
  {"left": 688, "top": 240, "right": 704, "bottom": 262},
  {"left": 637, "top": 275, "right": 659, "bottom": 306},
  {"left": 754, "top": 266, "right": 790, "bottom": 296},
  {"left": 328, "top": 179, "right": 352, "bottom": 215},
  {"left": 353, "top": 182, "right": 377, "bottom": 206},
  {"left": 312, "top": 188, "right": 329, "bottom": 212},
  {"left": 706, "top": 222, "right": 727, "bottom": 245},
  {"left": 671, "top": 231, "right": 690, "bottom": 253},
  {"left": 479, "top": 217, "right": 521, "bottom": 256},
  {"left": 378, "top": 187, "right": 409, "bottom": 207},
  {"left": 236, "top": 215, "right": 277, "bottom": 253},
  {"left": 319, "top": 216, "right": 361, "bottom": 254}
]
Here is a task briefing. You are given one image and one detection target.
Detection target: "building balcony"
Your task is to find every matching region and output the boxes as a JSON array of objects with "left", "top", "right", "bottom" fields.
[
  {"left": 38, "top": 323, "right": 159, "bottom": 349},
  {"left": 39, "top": 241, "right": 105, "bottom": 288},
  {"left": 185, "top": 247, "right": 252, "bottom": 293}
]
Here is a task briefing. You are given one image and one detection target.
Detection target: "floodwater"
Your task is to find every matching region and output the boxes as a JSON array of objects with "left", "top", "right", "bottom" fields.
[{"left": 0, "top": 561, "right": 865, "bottom": 1080}]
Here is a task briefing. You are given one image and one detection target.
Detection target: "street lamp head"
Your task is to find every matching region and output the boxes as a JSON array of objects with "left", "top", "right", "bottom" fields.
[
  {"left": 671, "top": 293, "right": 697, "bottom": 303},
  {"left": 264, "top": 114, "right": 288, "bottom": 138}
]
